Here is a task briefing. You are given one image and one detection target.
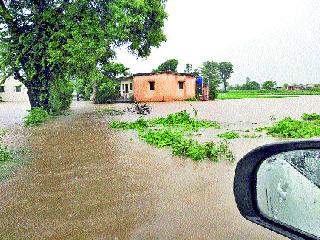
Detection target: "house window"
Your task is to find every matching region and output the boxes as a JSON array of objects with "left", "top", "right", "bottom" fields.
[
  {"left": 130, "top": 83, "right": 133, "bottom": 91},
  {"left": 0, "top": 86, "right": 4, "bottom": 93},
  {"left": 178, "top": 81, "right": 184, "bottom": 90},
  {"left": 149, "top": 81, "right": 155, "bottom": 91},
  {"left": 15, "top": 86, "right": 22, "bottom": 92}
]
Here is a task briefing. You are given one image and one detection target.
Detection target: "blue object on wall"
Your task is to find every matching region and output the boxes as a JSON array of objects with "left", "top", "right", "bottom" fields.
[{"left": 197, "top": 76, "right": 203, "bottom": 85}]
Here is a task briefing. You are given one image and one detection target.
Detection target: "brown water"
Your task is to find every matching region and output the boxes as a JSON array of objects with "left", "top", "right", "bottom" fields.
[{"left": 2, "top": 96, "right": 319, "bottom": 239}]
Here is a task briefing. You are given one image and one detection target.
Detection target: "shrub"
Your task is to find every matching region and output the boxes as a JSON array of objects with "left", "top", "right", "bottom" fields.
[
  {"left": 302, "top": 113, "right": 320, "bottom": 121},
  {"left": 48, "top": 79, "right": 73, "bottom": 114},
  {"left": 263, "top": 117, "right": 320, "bottom": 138},
  {"left": 95, "top": 79, "right": 120, "bottom": 104},
  {"left": 0, "top": 144, "right": 13, "bottom": 162},
  {"left": 24, "top": 108, "right": 50, "bottom": 126}
]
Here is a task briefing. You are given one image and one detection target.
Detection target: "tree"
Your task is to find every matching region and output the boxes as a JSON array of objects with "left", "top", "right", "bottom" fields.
[
  {"left": 262, "top": 81, "right": 277, "bottom": 90},
  {"left": 241, "top": 77, "right": 260, "bottom": 90},
  {"left": 0, "top": 0, "right": 167, "bottom": 111},
  {"left": 218, "top": 62, "right": 234, "bottom": 92},
  {"left": 184, "top": 63, "right": 193, "bottom": 73},
  {"left": 200, "top": 61, "right": 220, "bottom": 100},
  {"left": 153, "top": 59, "right": 178, "bottom": 72}
]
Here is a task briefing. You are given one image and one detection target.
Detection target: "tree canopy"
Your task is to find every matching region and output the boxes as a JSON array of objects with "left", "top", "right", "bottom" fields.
[
  {"left": 262, "top": 80, "right": 277, "bottom": 90},
  {"left": 218, "top": 62, "right": 233, "bottom": 92},
  {"left": 200, "top": 61, "right": 220, "bottom": 100},
  {"left": 0, "top": 0, "right": 167, "bottom": 110},
  {"left": 153, "top": 59, "right": 178, "bottom": 72},
  {"left": 241, "top": 77, "right": 260, "bottom": 90}
]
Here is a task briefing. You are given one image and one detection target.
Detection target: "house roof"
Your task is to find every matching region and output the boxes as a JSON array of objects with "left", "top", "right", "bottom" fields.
[{"left": 118, "top": 72, "right": 195, "bottom": 81}]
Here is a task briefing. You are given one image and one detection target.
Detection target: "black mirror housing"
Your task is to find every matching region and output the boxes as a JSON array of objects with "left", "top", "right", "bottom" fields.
[{"left": 234, "top": 140, "right": 320, "bottom": 240}]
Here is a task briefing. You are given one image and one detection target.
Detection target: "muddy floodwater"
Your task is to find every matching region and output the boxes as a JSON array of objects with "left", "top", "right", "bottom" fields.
[{"left": 1, "top": 96, "right": 319, "bottom": 239}]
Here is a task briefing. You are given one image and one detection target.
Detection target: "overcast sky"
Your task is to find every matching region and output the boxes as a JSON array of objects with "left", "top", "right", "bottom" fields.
[{"left": 116, "top": 0, "right": 320, "bottom": 85}]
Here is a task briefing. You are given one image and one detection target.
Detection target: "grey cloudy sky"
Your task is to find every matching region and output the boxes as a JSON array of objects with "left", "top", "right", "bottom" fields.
[{"left": 117, "top": 0, "right": 320, "bottom": 85}]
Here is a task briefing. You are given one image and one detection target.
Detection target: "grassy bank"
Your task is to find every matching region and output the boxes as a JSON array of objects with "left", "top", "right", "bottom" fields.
[{"left": 217, "top": 90, "right": 320, "bottom": 100}]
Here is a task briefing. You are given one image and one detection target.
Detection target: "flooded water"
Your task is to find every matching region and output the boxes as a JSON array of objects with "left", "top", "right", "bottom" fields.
[{"left": 1, "top": 96, "right": 320, "bottom": 239}]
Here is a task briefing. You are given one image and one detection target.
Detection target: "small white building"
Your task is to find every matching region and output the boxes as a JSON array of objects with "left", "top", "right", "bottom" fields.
[{"left": 0, "top": 77, "right": 29, "bottom": 102}]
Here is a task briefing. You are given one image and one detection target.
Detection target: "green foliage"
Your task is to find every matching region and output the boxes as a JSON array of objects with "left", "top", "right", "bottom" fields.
[
  {"left": 186, "top": 97, "right": 197, "bottom": 101},
  {"left": 153, "top": 59, "right": 179, "bottom": 72},
  {"left": 23, "top": 108, "right": 50, "bottom": 127},
  {"left": 200, "top": 61, "right": 220, "bottom": 100},
  {"left": 216, "top": 89, "right": 320, "bottom": 100},
  {"left": 218, "top": 62, "right": 234, "bottom": 92},
  {"left": 301, "top": 113, "right": 320, "bottom": 121},
  {"left": 262, "top": 81, "right": 277, "bottom": 90},
  {"left": 95, "top": 79, "right": 120, "bottom": 104},
  {"left": 0, "top": 144, "right": 13, "bottom": 162},
  {"left": 238, "top": 77, "right": 261, "bottom": 90},
  {"left": 0, "top": 0, "right": 167, "bottom": 111},
  {"left": 112, "top": 111, "right": 220, "bottom": 131},
  {"left": 0, "top": 130, "right": 13, "bottom": 162},
  {"left": 111, "top": 117, "right": 150, "bottom": 130},
  {"left": 150, "top": 110, "right": 221, "bottom": 131},
  {"left": 218, "top": 131, "right": 240, "bottom": 139},
  {"left": 48, "top": 79, "right": 74, "bottom": 114},
  {"left": 97, "top": 108, "right": 124, "bottom": 116},
  {"left": 111, "top": 111, "right": 234, "bottom": 162},
  {"left": 260, "top": 116, "right": 320, "bottom": 138},
  {"left": 140, "top": 129, "right": 234, "bottom": 162}
]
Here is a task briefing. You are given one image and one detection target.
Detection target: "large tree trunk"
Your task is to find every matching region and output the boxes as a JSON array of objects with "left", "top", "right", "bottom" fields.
[
  {"left": 223, "top": 80, "right": 227, "bottom": 92},
  {"left": 26, "top": 78, "right": 50, "bottom": 110}
]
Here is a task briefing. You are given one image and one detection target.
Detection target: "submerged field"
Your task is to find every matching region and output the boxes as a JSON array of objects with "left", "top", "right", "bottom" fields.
[
  {"left": 217, "top": 89, "right": 320, "bottom": 99},
  {"left": 1, "top": 97, "right": 320, "bottom": 239}
]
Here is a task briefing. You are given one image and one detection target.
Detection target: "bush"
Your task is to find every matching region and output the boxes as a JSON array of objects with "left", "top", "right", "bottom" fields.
[
  {"left": 302, "top": 113, "right": 320, "bottom": 121},
  {"left": 0, "top": 144, "right": 13, "bottom": 162},
  {"left": 95, "top": 79, "right": 120, "bottom": 104},
  {"left": 48, "top": 79, "right": 73, "bottom": 114},
  {"left": 263, "top": 117, "right": 320, "bottom": 138},
  {"left": 24, "top": 108, "right": 50, "bottom": 126}
]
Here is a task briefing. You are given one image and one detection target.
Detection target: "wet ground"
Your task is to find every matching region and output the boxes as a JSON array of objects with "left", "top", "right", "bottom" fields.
[{"left": 0, "top": 96, "right": 319, "bottom": 239}]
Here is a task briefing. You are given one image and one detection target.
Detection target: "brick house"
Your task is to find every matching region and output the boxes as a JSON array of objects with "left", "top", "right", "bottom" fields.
[{"left": 119, "top": 72, "right": 196, "bottom": 102}]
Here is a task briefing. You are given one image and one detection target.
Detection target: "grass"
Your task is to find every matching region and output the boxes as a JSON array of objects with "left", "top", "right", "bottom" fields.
[
  {"left": 0, "top": 130, "right": 22, "bottom": 181},
  {"left": 258, "top": 113, "right": 320, "bottom": 138},
  {"left": 217, "top": 90, "right": 320, "bottom": 100},
  {"left": 111, "top": 110, "right": 235, "bottom": 162}
]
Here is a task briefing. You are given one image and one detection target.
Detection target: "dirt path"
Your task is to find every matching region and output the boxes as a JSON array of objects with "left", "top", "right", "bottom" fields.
[{"left": 0, "top": 102, "right": 286, "bottom": 239}]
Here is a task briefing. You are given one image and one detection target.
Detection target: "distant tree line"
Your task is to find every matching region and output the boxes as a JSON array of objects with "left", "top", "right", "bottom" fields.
[{"left": 230, "top": 78, "right": 277, "bottom": 90}]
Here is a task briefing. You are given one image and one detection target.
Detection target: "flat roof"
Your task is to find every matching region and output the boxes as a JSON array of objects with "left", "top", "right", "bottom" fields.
[{"left": 119, "top": 72, "right": 195, "bottom": 81}]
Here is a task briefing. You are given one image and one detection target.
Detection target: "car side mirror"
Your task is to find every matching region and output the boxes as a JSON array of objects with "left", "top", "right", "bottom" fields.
[{"left": 234, "top": 141, "right": 320, "bottom": 240}]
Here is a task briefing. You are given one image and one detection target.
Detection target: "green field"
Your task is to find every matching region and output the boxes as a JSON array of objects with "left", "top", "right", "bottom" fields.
[{"left": 217, "top": 90, "right": 320, "bottom": 100}]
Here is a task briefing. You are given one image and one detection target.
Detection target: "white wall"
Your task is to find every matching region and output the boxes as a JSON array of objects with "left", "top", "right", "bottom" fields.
[
  {"left": 120, "top": 79, "right": 134, "bottom": 99},
  {"left": 0, "top": 77, "right": 29, "bottom": 102}
]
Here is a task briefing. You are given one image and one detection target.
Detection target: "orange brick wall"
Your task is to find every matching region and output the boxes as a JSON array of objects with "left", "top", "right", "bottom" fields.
[{"left": 133, "top": 73, "right": 196, "bottom": 102}]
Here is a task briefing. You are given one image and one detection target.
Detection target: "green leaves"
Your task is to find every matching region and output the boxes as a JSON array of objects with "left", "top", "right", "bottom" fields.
[
  {"left": 261, "top": 114, "right": 320, "bottom": 138},
  {"left": 23, "top": 108, "right": 50, "bottom": 127},
  {"left": 111, "top": 111, "right": 234, "bottom": 162}
]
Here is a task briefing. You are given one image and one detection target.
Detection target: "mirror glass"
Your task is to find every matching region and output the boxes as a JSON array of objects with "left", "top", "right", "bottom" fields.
[{"left": 256, "top": 149, "right": 320, "bottom": 238}]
